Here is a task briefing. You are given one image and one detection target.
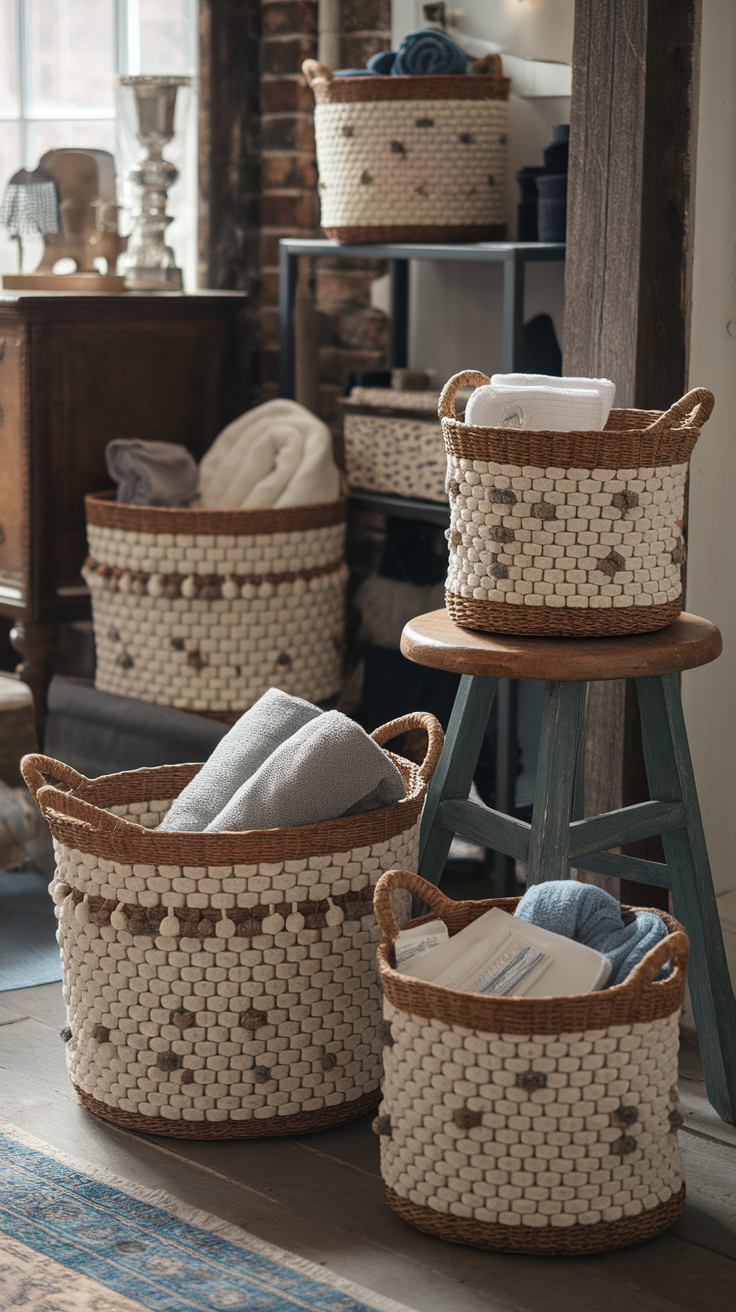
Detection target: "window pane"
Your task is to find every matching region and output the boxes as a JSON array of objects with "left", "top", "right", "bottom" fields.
[
  {"left": 26, "top": 0, "right": 115, "bottom": 117},
  {"left": 0, "top": 0, "right": 19, "bottom": 116},
  {"left": 140, "top": 0, "right": 195, "bottom": 75},
  {"left": 29, "top": 119, "right": 117, "bottom": 161}
]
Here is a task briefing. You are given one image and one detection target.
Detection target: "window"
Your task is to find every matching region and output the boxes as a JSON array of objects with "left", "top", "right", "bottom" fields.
[{"left": 0, "top": 0, "right": 198, "bottom": 286}]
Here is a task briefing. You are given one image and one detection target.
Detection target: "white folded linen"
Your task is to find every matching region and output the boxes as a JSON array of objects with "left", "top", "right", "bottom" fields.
[
  {"left": 205, "top": 710, "right": 405, "bottom": 832},
  {"left": 197, "top": 399, "right": 341, "bottom": 509},
  {"left": 490, "top": 373, "right": 616, "bottom": 426},
  {"left": 158, "top": 688, "right": 323, "bottom": 832},
  {"left": 465, "top": 378, "right": 614, "bottom": 433}
]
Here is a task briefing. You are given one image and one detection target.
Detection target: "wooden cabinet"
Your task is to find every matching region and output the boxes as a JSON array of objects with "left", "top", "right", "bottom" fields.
[{"left": 0, "top": 291, "right": 248, "bottom": 727}]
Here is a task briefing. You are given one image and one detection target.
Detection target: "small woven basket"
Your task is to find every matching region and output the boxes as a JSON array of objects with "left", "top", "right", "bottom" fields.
[
  {"left": 303, "top": 60, "right": 510, "bottom": 243},
  {"left": 21, "top": 713, "right": 443, "bottom": 1140},
  {"left": 440, "top": 371, "right": 715, "bottom": 637},
  {"left": 341, "top": 388, "right": 445, "bottom": 503},
  {"left": 83, "top": 490, "right": 348, "bottom": 719},
  {"left": 373, "top": 870, "right": 689, "bottom": 1255}
]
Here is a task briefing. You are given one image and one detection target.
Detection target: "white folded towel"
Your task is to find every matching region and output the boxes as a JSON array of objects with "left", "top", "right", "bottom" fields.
[
  {"left": 491, "top": 373, "right": 616, "bottom": 426},
  {"left": 198, "top": 399, "right": 341, "bottom": 509},
  {"left": 158, "top": 688, "right": 323, "bottom": 832},
  {"left": 205, "top": 710, "right": 405, "bottom": 832},
  {"left": 465, "top": 373, "right": 616, "bottom": 433}
]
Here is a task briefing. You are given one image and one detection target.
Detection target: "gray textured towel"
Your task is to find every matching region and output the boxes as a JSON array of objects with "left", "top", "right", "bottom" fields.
[
  {"left": 205, "top": 710, "right": 405, "bottom": 832},
  {"left": 105, "top": 439, "right": 199, "bottom": 507},
  {"left": 158, "top": 688, "right": 323, "bottom": 832}
]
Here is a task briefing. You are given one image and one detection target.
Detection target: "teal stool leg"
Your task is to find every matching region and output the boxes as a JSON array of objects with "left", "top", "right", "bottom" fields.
[
  {"left": 637, "top": 672, "right": 736, "bottom": 1124},
  {"left": 526, "top": 680, "right": 587, "bottom": 885},
  {"left": 418, "top": 674, "right": 498, "bottom": 887}
]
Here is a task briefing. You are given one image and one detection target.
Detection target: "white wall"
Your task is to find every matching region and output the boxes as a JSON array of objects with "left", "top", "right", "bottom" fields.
[
  {"left": 390, "top": 0, "right": 573, "bottom": 380},
  {"left": 683, "top": 0, "right": 736, "bottom": 916}
]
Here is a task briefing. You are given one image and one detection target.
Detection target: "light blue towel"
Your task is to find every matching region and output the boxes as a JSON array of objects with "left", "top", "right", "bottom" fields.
[
  {"left": 515, "top": 880, "right": 669, "bottom": 985},
  {"left": 392, "top": 29, "right": 468, "bottom": 76}
]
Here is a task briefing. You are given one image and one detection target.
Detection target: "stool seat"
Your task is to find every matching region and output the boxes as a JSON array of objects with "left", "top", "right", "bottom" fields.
[{"left": 401, "top": 610, "right": 721, "bottom": 682}]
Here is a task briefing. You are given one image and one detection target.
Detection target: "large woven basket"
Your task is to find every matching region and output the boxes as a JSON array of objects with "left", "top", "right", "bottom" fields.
[
  {"left": 21, "top": 712, "right": 443, "bottom": 1139},
  {"left": 440, "top": 371, "right": 715, "bottom": 637},
  {"left": 341, "top": 388, "right": 445, "bottom": 503},
  {"left": 303, "top": 60, "right": 510, "bottom": 243},
  {"left": 373, "top": 871, "right": 689, "bottom": 1255},
  {"left": 82, "top": 490, "right": 348, "bottom": 719}
]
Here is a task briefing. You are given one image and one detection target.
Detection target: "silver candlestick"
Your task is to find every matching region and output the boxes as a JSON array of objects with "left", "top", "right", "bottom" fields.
[{"left": 116, "top": 75, "right": 192, "bottom": 290}]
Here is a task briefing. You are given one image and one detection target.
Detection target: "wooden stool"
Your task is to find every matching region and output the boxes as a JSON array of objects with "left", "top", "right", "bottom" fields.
[{"left": 401, "top": 609, "right": 736, "bottom": 1125}]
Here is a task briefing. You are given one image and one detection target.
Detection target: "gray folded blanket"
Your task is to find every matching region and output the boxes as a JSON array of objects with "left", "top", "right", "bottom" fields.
[
  {"left": 105, "top": 439, "right": 199, "bottom": 507},
  {"left": 158, "top": 688, "right": 322, "bottom": 832},
  {"left": 205, "top": 710, "right": 405, "bottom": 832}
]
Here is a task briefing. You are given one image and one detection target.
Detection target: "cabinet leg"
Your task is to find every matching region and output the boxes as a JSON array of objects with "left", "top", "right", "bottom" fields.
[{"left": 9, "top": 620, "right": 59, "bottom": 742}]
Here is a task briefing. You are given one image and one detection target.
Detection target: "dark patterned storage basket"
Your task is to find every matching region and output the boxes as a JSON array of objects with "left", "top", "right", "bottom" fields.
[
  {"left": 439, "top": 371, "right": 715, "bottom": 637},
  {"left": 341, "top": 388, "right": 445, "bottom": 503},
  {"left": 373, "top": 871, "right": 689, "bottom": 1256},
  {"left": 21, "top": 713, "right": 442, "bottom": 1140},
  {"left": 303, "top": 60, "right": 510, "bottom": 243},
  {"left": 83, "top": 491, "right": 348, "bottom": 718}
]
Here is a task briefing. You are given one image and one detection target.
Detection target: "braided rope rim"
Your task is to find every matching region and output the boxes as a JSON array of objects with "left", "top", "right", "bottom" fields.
[
  {"left": 75, "top": 1084, "right": 380, "bottom": 1139},
  {"left": 374, "top": 872, "right": 688, "bottom": 1034},
  {"left": 384, "top": 1184, "right": 686, "bottom": 1254},
  {"left": 85, "top": 491, "right": 347, "bottom": 536},
  {"left": 445, "top": 593, "right": 683, "bottom": 638},
  {"left": 306, "top": 73, "right": 511, "bottom": 104},
  {"left": 323, "top": 224, "right": 506, "bottom": 244}
]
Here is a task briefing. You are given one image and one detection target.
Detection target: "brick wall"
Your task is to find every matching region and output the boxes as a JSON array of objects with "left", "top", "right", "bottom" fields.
[{"left": 259, "top": 0, "right": 393, "bottom": 422}]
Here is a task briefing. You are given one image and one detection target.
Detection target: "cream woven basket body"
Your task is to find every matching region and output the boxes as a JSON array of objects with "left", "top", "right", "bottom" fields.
[
  {"left": 341, "top": 388, "right": 445, "bottom": 503},
  {"left": 83, "top": 491, "right": 348, "bottom": 718},
  {"left": 22, "top": 714, "right": 442, "bottom": 1140},
  {"left": 303, "top": 61, "right": 510, "bottom": 243},
  {"left": 373, "top": 872, "right": 689, "bottom": 1256},
  {"left": 440, "top": 372, "right": 715, "bottom": 637}
]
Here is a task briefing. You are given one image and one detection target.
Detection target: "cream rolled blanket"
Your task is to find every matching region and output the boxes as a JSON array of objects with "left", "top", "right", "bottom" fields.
[
  {"left": 205, "top": 710, "right": 404, "bottom": 832},
  {"left": 198, "top": 399, "right": 341, "bottom": 509}
]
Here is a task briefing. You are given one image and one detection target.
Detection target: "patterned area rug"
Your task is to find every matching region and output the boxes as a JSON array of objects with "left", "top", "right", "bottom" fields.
[{"left": 0, "top": 1124, "right": 416, "bottom": 1312}]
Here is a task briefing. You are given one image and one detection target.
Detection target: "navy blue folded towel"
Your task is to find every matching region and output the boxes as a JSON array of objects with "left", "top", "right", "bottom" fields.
[
  {"left": 393, "top": 28, "right": 468, "bottom": 76},
  {"left": 367, "top": 50, "right": 397, "bottom": 75},
  {"left": 515, "top": 880, "right": 669, "bottom": 986}
]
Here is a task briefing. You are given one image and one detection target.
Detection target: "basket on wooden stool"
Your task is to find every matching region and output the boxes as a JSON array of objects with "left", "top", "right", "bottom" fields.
[
  {"left": 82, "top": 490, "right": 348, "bottom": 719},
  {"left": 341, "top": 387, "right": 445, "bottom": 503},
  {"left": 373, "top": 870, "right": 689, "bottom": 1255},
  {"left": 303, "top": 60, "right": 510, "bottom": 243},
  {"left": 440, "top": 372, "right": 715, "bottom": 637},
  {"left": 21, "top": 712, "right": 442, "bottom": 1139}
]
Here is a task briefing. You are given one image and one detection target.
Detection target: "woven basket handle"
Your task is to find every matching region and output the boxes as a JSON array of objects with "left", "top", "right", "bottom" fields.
[
  {"left": 34, "top": 783, "right": 130, "bottom": 834},
  {"left": 644, "top": 388, "right": 715, "bottom": 435},
  {"left": 623, "top": 927, "right": 689, "bottom": 992},
  {"left": 371, "top": 712, "right": 444, "bottom": 782},
  {"left": 302, "top": 59, "right": 334, "bottom": 88},
  {"left": 374, "top": 869, "right": 455, "bottom": 947},
  {"left": 21, "top": 753, "right": 87, "bottom": 801},
  {"left": 438, "top": 371, "right": 490, "bottom": 421}
]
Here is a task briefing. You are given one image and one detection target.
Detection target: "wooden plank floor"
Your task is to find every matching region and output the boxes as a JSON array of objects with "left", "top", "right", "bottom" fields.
[{"left": 1, "top": 982, "right": 735, "bottom": 1312}]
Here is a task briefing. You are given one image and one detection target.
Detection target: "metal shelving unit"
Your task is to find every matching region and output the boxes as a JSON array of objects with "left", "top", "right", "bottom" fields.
[{"left": 277, "top": 237, "right": 566, "bottom": 892}]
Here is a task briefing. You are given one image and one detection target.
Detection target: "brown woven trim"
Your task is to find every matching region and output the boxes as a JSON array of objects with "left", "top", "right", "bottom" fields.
[
  {"left": 323, "top": 224, "right": 506, "bottom": 244},
  {"left": 442, "top": 415, "right": 700, "bottom": 469},
  {"left": 445, "top": 593, "right": 683, "bottom": 638},
  {"left": 75, "top": 1083, "right": 380, "bottom": 1139},
  {"left": 384, "top": 1184, "right": 685, "bottom": 1254},
  {"left": 85, "top": 490, "right": 347, "bottom": 536},
  {"left": 42, "top": 754, "right": 424, "bottom": 863},
  {"left": 311, "top": 74, "right": 511, "bottom": 104},
  {"left": 378, "top": 900, "right": 686, "bottom": 1034},
  {"left": 82, "top": 556, "right": 344, "bottom": 600},
  {"left": 75, "top": 889, "right": 374, "bottom": 941}
]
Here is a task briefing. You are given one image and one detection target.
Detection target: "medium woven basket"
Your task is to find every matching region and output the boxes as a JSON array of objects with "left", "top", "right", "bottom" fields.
[
  {"left": 440, "top": 371, "right": 715, "bottom": 637},
  {"left": 341, "top": 388, "right": 445, "bottom": 503},
  {"left": 373, "top": 870, "right": 689, "bottom": 1255},
  {"left": 303, "top": 60, "right": 510, "bottom": 243},
  {"left": 21, "top": 712, "right": 443, "bottom": 1139},
  {"left": 83, "top": 490, "right": 348, "bottom": 719}
]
